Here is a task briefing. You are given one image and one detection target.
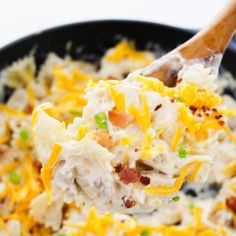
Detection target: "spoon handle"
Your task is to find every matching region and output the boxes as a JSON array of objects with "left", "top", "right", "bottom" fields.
[{"left": 178, "top": 0, "right": 236, "bottom": 60}]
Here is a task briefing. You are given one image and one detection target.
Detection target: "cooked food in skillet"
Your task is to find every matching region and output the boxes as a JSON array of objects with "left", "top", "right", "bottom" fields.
[{"left": 1, "top": 41, "right": 236, "bottom": 235}]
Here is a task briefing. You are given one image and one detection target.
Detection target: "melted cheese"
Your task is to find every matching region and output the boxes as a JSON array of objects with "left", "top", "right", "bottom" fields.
[
  {"left": 129, "top": 94, "right": 150, "bottom": 131},
  {"left": 108, "top": 86, "right": 126, "bottom": 112},
  {"left": 0, "top": 104, "right": 26, "bottom": 118},
  {"left": 144, "top": 161, "right": 203, "bottom": 195},
  {"left": 0, "top": 161, "right": 19, "bottom": 175},
  {"left": 41, "top": 143, "right": 62, "bottom": 204},
  {"left": 171, "top": 127, "right": 183, "bottom": 151},
  {"left": 77, "top": 124, "right": 89, "bottom": 141},
  {"left": 120, "top": 135, "right": 135, "bottom": 145},
  {"left": 105, "top": 41, "right": 153, "bottom": 64}
]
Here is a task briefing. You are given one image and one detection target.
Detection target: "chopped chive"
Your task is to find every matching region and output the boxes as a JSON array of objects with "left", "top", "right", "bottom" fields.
[
  {"left": 70, "top": 110, "right": 82, "bottom": 117},
  {"left": 140, "top": 228, "right": 149, "bottom": 236},
  {"left": 174, "top": 95, "right": 182, "bottom": 102},
  {"left": 54, "top": 233, "right": 66, "bottom": 236},
  {"left": 94, "top": 112, "right": 108, "bottom": 129},
  {"left": 188, "top": 203, "right": 195, "bottom": 210},
  {"left": 9, "top": 171, "right": 22, "bottom": 185},
  {"left": 178, "top": 146, "right": 187, "bottom": 158},
  {"left": 172, "top": 195, "right": 180, "bottom": 202},
  {"left": 19, "top": 129, "right": 29, "bottom": 140}
]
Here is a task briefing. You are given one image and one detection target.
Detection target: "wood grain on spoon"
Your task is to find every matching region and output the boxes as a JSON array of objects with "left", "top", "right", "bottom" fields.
[
  {"left": 144, "top": 0, "right": 236, "bottom": 86},
  {"left": 178, "top": 0, "right": 236, "bottom": 59}
]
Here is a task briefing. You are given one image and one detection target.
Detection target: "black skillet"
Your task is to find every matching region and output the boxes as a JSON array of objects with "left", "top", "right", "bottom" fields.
[{"left": 0, "top": 20, "right": 235, "bottom": 198}]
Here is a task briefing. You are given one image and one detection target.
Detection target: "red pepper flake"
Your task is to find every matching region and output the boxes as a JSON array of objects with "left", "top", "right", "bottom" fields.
[
  {"left": 119, "top": 165, "right": 140, "bottom": 184},
  {"left": 122, "top": 196, "right": 136, "bottom": 208},
  {"left": 140, "top": 176, "right": 150, "bottom": 186},
  {"left": 226, "top": 197, "right": 236, "bottom": 214},
  {"left": 219, "top": 120, "right": 225, "bottom": 126},
  {"left": 170, "top": 98, "right": 175, "bottom": 103},
  {"left": 215, "top": 115, "right": 222, "bottom": 119},
  {"left": 189, "top": 105, "right": 197, "bottom": 114},
  {"left": 176, "top": 78, "right": 183, "bottom": 84},
  {"left": 154, "top": 104, "right": 162, "bottom": 111},
  {"left": 212, "top": 108, "right": 217, "bottom": 112}
]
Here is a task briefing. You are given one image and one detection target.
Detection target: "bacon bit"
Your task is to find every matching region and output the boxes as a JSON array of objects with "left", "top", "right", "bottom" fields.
[
  {"left": 226, "top": 197, "right": 236, "bottom": 214},
  {"left": 154, "top": 104, "right": 162, "bottom": 111},
  {"left": 122, "top": 196, "right": 136, "bottom": 208},
  {"left": 140, "top": 176, "right": 150, "bottom": 186},
  {"left": 109, "top": 109, "right": 134, "bottom": 128},
  {"left": 136, "top": 160, "right": 154, "bottom": 171},
  {"left": 24, "top": 103, "right": 33, "bottom": 114},
  {"left": 119, "top": 165, "right": 140, "bottom": 184},
  {"left": 212, "top": 108, "right": 217, "bottom": 112},
  {"left": 114, "top": 164, "right": 123, "bottom": 173},
  {"left": 197, "top": 113, "right": 202, "bottom": 117},
  {"left": 219, "top": 120, "right": 225, "bottom": 126},
  {"left": 93, "top": 130, "right": 113, "bottom": 149}
]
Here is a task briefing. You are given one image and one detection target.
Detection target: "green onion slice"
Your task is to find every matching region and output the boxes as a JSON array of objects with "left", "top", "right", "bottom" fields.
[
  {"left": 9, "top": 171, "right": 22, "bottom": 185},
  {"left": 19, "top": 129, "right": 29, "bottom": 140},
  {"left": 94, "top": 112, "right": 108, "bottom": 129},
  {"left": 178, "top": 146, "right": 187, "bottom": 158}
]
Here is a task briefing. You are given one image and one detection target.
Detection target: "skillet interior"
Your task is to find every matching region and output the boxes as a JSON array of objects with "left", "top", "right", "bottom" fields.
[{"left": 0, "top": 20, "right": 235, "bottom": 76}]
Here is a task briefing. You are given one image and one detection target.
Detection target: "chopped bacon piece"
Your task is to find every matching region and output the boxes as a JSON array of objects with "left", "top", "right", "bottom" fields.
[
  {"left": 24, "top": 103, "right": 33, "bottom": 114},
  {"left": 93, "top": 130, "right": 113, "bottom": 149},
  {"left": 0, "top": 145, "right": 8, "bottom": 157},
  {"left": 122, "top": 196, "right": 136, "bottom": 208},
  {"left": 226, "top": 197, "right": 236, "bottom": 214},
  {"left": 108, "top": 110, "right": 133, "bottom": 128},
  {"left": 119, "top": 165, "right": 140, "bottom": 184}
]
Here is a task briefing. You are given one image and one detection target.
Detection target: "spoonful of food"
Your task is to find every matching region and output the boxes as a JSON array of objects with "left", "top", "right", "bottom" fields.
[
  {"left": 33, "top": 0, "right": 236, "bottom": 214},
  {"left": 136, "top": 0, "right": 236, "bottom": 87}
]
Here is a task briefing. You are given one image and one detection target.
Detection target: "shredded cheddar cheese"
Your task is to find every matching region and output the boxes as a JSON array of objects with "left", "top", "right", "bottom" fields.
[
  {"left": 41, "top": 143, "right": 62, "bottom": 204},
  {"left": 105, "top": 41, "right": 153, "bottom": 64},
  {"left": 145, "top": 161, "right": 203, "bottom": 195},
  {"left": 171, "top": 127, "right": 183, "bottom": 151},
  {"left": 108, "top": 86, "right": 126, "bottom": 112}
]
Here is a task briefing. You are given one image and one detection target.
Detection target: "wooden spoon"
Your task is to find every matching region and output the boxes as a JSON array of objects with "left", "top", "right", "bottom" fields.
[{"left": 139, "top": 0, "right": 236, "bottom": 86}]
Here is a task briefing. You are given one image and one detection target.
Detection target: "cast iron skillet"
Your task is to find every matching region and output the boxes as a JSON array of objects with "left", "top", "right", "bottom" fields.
[
  {"left": 0, "top": 20, "right": 235, "bottom": 198},
  {"left": 0, "top": 20, "right": 235, "bottom": 75}
]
